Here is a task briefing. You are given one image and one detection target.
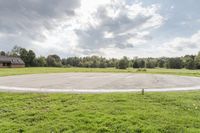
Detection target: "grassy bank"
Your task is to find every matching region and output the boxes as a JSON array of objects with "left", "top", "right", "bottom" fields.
[
  {"left": 0, "top": 91, "right": 200, "bottom": 132},
  {"left": 1, "top": 67, "right": 200, "bottom": 77}
]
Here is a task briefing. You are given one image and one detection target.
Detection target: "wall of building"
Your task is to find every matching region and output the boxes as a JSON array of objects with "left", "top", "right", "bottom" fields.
[
  {"left": 0, "top": 63, "right": 25, "bottom": 68},
  {"left": 0, "top": 63, "right": 10, "bottom": 68},
  {"left": 0, "top": 63, "right": 9, "bottom": 68}
]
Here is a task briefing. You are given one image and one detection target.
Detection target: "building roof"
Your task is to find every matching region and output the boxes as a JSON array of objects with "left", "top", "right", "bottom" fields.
[{"left": 0, "top": 56, "right": 25, "bottom": 65}]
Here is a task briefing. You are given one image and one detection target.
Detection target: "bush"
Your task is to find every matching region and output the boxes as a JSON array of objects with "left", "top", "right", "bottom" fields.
[
  {"left": 136, "top": 68, "right": 147, "bottom": 72},
  {"left": 116, "top": 56, "right": 129, "bottom": 69}
]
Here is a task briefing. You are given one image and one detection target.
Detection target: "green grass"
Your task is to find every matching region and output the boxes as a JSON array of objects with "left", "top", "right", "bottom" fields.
[
  {"left": 1, "top": 67, "right": 200, "bottom": 77},
  {"left": 1, "top": 68, "right": 200, "bottom": 132},
  {"left": 0, "top": 91, "right": 200, "bottom": 132}
]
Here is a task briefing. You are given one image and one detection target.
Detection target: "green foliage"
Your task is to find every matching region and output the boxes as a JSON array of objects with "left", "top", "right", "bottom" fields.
[
  {"left": 132, "top": 59, "right": 139, "bottom": 68},
  {"left": 157, "top": 58, "right": 165, "bottom": 68},
  {"left": 62, "top": 56, "right": 117, "bottom": 68},
  {"left": 132, "top": 58, "right": 146, "bottom": 68},
  {"left": 47, "top": 55, "right": 62, "bottom": 67},
  {"left": 182, "top": 55, "right": 195, "bottom": 69},
  {"left": 136, "top": 68, "right": 147, "bottom": 72},
  {"left": 19, "top": 48, "right": 36, "bottom": 67},
  {"left": 116, "top": 56, "right": 129, "bottom": 69},
  {"left": 145, "top": 58, "right": 157, "bottom": 68},
  {"left": 19, "top": 48, "right": 29, "bottom": 66},
  {"left": 165, "top": 57, "right": 183, "bottom": 69},
  {"left": 10, "top": 45, "right": 22, "bottom": 56},
  {"left": 27, "top": 50, "right": 36, "bottom": 66},
  {"left": 33, "top": 56, "right": 47, "bottom": 67},
  {"left": 0, "top": 91, "right": 200, "bottom": 132},
  {"left": 194, "top": 52, "right": 200, "bottom": 69},
  {"left": 3, "top": 46, "right": 200, "bottom": 70},
  {"left": 0, "top": 51, "right": 6, "bottom": 56}
]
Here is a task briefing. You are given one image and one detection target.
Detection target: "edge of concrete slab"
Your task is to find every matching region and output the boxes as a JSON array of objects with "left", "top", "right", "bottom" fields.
[{"left": 0, "top": 85, "right": 200, "bottom": 93}]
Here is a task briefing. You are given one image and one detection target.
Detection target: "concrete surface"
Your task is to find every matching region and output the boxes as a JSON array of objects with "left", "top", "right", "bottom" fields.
[{"left": 0, "top": 73, "right": 200, "bottom": 93}]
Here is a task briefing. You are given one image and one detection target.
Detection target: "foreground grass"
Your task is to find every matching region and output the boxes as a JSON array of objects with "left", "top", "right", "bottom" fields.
[
  {"left": 0, "top": 91, "right": 200, "bottom": 132},
  {"left": 1, "top": 67, "right": 200, "bottom": 77}
]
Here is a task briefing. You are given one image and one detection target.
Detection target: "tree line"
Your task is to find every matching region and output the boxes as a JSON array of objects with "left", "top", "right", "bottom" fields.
[{"left": 1, "top": 46, "right": 200, "bottom": 69}]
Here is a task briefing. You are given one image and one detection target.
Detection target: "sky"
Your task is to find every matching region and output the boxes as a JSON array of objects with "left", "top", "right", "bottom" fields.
[{"left": 0, "top": 0, "right": 200, "bottom": 58}]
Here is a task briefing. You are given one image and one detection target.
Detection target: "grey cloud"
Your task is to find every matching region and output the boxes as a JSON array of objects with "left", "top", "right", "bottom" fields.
[
  {"left": 173, "top": 42, "right": 198, "bottom": 51},
  {"left": 0, "top": 0, "right": 80, "bottom": 49},
  {"left": 0, "top": 0, "right": 163, "bottom": 57},
  {"left": 75, "top": 2, "right": 163, "bottom": 55}
]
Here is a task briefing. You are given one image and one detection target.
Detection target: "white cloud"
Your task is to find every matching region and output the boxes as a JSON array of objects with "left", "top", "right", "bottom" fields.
[
  {"left": 69, "top": 0, "right": 164, "bottom": 56},
  {"left": 164, "top": 31, "right": 200, "bottom": 52},
  {"left": 0, "top": 0, "right": 164, "bottom": 57},
  {"left": 0, "top": 0, "right": 80, "bottom": 55},
  {"left": 27, "top": 0, "right": 164, "bottom": 57}
]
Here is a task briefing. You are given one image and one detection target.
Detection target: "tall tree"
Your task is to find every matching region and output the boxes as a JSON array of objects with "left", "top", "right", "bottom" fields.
[
  {"left": 157, "top": 58, "right": 165, "bottom": 68},
  {"left": 116, "top": 56, "right": 129, "bottom": 69},
  {"left": 145, "top": 58, "right": 156, "bottom": 68},
  {"left": 137, "top": 59, "right": 145, "bottom": 68},
  {"left": 34, "top": 56, "right": 47, "bottom": 67},
  {"left": 19, "top": 48, "right": 29, "bottom": 66},
  {"left": 182, "top": 55, "right": 194, "bottom": 69},
  {"left": 194, "top": 52, "right": 200, "bottom": 69},
  {"left": 0, "top": 51, "right": 6, "bottom": 56},
  {"left": 47, "top": 55, "right": 62, "bottom": 67},
  {"left": 165, "top": 58, "right": 183, "bottom": 69},
  {"left": 132, "top": 59, "right": 139, "bottom": 68},
  {"left": 27, "top": 50, "right": 36, "bottom": 66},
  {"left": 11, "top": 45, "right": 22, "bottom": 56}
]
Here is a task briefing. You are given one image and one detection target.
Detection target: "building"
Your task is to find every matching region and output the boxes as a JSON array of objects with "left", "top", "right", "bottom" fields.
[{"left": 0, "top": 56, "right": 25, "bottom": 68}]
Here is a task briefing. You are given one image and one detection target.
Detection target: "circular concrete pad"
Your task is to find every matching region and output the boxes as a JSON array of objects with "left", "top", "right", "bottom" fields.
[{"left": 0, "top": 73, "right": 200, "bottom": 93}]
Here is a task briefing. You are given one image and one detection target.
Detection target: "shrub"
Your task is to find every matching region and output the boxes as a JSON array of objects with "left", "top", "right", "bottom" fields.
[{"left": 136, "top": 68, "right": 147, "bottom": 72}]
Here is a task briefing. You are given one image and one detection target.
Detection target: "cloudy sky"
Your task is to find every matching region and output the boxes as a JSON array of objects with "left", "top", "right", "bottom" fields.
[{"left": 0, "top": 0, "right": 200, "bottom": 58}]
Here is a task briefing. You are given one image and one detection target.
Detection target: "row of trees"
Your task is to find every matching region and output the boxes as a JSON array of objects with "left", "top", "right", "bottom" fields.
[{"left": 1, "top": 46, "right": 200, "bottom": 69}]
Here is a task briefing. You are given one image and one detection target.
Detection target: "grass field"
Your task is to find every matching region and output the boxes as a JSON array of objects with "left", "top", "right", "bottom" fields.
[
  {"left": 1, "top": 67, "right": 200, "bottom": 77},
  {"left": 0, "top": 68, "right": 200, "bottom": 132},
  {"left": 0, "top": 92, "right": 200, "bottom": 132}
]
